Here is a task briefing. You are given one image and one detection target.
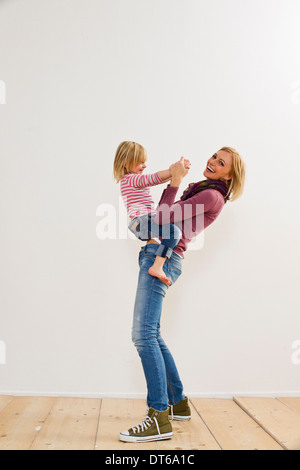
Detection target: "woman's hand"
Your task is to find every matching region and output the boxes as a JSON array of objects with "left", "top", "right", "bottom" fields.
[
  {"left": 184, "top": 158, "right": 191, "bottom": 170},
  {"left": 169, "top": 157, "right": 191, "bottom": 173},
  {"left": 169, "top": 157, "right": 190, "bottom": 186}
]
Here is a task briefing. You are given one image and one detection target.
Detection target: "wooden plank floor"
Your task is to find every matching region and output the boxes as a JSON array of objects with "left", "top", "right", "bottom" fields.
[{"left": 0, "top": 396, "right": 299, "bottom": 450}]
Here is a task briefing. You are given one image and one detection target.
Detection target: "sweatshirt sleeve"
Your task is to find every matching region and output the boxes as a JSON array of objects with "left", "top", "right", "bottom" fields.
[
  {"left": 154, "top": 185, "right": 221, "bottom": 225},
  {"left": 125, "top": 172, "right": 163, "bottom": 189}
]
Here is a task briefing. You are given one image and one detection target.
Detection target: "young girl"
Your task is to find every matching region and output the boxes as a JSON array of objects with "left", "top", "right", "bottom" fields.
[{"left": 113, "top": 141, "right": 190, "bottom": 285}]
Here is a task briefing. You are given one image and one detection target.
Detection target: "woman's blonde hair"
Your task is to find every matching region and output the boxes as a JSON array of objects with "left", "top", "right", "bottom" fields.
[
  {"left": 219, "top": 146, "right": 246, "bottom": 202},
  {"left": 113, "top": 141, "right": 147, "bottom": 183}
]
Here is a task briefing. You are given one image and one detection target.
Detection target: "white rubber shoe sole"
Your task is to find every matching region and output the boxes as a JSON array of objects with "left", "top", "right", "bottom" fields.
[
  {"left": 169, "top": 414, "right": 191, "bottom": 421},
  {"left": 119, "top": 431, "right": 173, "bottom": 443}
]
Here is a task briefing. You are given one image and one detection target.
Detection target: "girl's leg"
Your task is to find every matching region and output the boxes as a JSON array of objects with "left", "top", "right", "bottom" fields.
[
  {"left": 129, "top": 214, "right": 182, "bottom": 285},
  {"left": 147, "top": 217, "right": 182, "bottom": 285}
]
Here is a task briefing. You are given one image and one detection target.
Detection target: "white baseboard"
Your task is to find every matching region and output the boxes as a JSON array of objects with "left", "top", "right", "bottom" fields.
[{"left": 0, "top": 390, "right": 299, "bottom": 398}]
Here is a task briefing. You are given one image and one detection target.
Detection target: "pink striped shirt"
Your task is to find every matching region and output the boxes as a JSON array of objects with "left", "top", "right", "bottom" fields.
[{"left": 120, "top": 172, "right": 163, "bottom": 218}]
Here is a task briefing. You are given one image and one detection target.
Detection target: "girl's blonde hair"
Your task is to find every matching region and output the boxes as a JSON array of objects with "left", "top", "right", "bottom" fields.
[
  {"left": 219, "top": 146, "right": 246, "bottom": 202},
  {"left": 113, "top": 141, "right": 147, "bottom": 183}
]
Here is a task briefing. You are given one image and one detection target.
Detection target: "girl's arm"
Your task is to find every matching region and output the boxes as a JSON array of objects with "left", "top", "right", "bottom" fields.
[
  {"left": 126, "top": 159, "right": 190, "bottom": 188},
  {"left": 126, "top": 169, "right": 172, "bottom": 189},
  {"left": 126, "top": 171, "right": 166, "bottom": 189},
  {"left": 157, "top": 169, "right": 171, "bottom": 183}
]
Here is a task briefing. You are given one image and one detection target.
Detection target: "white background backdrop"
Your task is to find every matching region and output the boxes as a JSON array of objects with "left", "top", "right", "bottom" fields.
[{"left": 0, "top": 0, "right": 300, "bottom": 397}]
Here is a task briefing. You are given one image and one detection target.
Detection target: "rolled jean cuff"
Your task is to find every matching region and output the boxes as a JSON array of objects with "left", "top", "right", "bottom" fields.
[{"left": 155, "top": 244, "right": 173, "bottom": 259}]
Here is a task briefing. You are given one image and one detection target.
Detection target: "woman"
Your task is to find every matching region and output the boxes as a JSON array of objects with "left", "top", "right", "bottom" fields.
[{"left": 119, "top": 147, "right": 246, "bottom": 443}]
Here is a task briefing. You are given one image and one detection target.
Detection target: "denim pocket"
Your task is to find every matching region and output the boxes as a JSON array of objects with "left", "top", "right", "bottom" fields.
[
  {"left": 139, "top": 250, "right": 154, "bottom": 271},
  {"left": 164, "top": 262, "right": 182, "bottom": 286},
  {"left": 129, "top": 217, "right": 141, "bottom": 237},
  {"left": 129, "top": 216, "right": 150, "bottom": 241}
]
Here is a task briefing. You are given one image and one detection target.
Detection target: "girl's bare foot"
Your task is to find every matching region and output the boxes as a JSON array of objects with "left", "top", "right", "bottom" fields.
[{"left": 148, "top": 267, "right": 171, "bottom": 285}]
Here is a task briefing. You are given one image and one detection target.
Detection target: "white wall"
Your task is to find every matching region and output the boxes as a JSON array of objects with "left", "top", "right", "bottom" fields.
[{"left": 0, "top": 0, "right": 300, "bottom": 398}]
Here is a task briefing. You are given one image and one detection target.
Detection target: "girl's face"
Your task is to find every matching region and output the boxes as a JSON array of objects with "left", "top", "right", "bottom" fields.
[
  {"left": 131, "top": 160, "right": 147, "bottom": 174},
  {"left": 203, "top": 150, "right": 232, "bottom": 182}
]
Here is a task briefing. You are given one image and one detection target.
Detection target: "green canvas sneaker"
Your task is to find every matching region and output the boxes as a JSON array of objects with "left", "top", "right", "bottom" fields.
[
  {"left": 119, "top": 407, "right": 173, "bottom": 443},
  {"left": 168, "top": 397, "right": 191, "bottom": 421}
]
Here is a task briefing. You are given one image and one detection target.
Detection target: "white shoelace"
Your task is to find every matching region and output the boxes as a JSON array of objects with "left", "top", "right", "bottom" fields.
[{"left": 132, "top": 415, "right": 160, "bottom": 435}]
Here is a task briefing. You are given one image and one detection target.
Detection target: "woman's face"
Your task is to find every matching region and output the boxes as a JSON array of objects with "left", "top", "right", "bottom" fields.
[{"left": 203, "top": 150, "right": 233, "bottom": 182}]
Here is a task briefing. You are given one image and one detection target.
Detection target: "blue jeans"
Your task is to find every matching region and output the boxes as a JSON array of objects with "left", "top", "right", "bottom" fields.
[
  {"left": 128, "top": 214, "right": 182, "bottom": 259},
  {"left": 132, "top": 243, "right": 185, "bottom": 411}
]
